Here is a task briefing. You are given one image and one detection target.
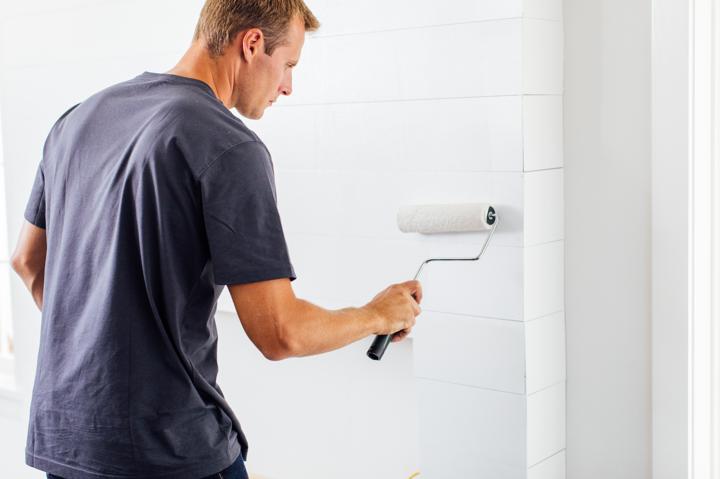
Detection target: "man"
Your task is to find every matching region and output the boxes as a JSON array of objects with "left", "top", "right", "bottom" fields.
[{"left": 10, "top": 1, "right": 422, "bottom": 478}]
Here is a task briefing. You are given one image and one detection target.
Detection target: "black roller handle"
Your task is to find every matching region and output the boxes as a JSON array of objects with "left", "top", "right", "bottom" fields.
[{"left": 367, "top": 334, "right": 393, "bottom": 361}]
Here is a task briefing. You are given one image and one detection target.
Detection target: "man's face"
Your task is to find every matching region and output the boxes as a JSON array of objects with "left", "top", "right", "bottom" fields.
[{"left": 234, "top": 16, "right": 305, "bottom": 119}]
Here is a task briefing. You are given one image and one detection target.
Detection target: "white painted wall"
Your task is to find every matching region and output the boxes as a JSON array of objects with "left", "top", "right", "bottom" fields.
[
  {"left": 233, "top": 3, "right": 566, "bottom": 477},
  {"left": 0, "top": 1, "right": 565, "bottom": 478},
  {"left": 564, "top": 0, "right": 653, "bottom": 477}
]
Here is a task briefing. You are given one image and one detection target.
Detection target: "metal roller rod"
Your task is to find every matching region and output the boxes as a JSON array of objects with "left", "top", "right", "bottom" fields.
[{"left": 367, "top": 220, "right": 498, "bottom": 361}]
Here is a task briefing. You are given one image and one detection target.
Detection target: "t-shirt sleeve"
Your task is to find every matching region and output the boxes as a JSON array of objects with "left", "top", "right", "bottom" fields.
[
  {"left": 199, "top": 140, "right": 296, "bottom": 285},
  {"left": 23, "top": 162, "right": 47, "bottom": 229}
]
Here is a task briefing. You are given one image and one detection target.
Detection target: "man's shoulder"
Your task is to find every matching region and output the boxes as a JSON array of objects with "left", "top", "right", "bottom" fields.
[
  {"left": 164, "top": 99, "right": 265, "bottom": 164},
  {"left": 90, "top": 73, "right": 251, "bottom": 134},
  {"left": 140, "top": 85, "right": 261, "bottom": 145},
  {"left": 52, "top": 73, "right": 268, "bottom": 174}
]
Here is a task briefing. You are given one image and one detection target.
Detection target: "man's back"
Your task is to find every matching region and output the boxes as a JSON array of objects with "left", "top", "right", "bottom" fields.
[{"left": 24, "top": 72, "right": 296, "bottom": 479}]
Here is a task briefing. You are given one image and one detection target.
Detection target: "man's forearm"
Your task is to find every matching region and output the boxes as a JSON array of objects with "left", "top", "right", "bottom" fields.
[
  {"left": 13, "top": 264, "right": 44, "bottom": 311},
  {"left": 10, "top": 221, "right": 47, "bottom": 312},
  {"left": 283, "top": 298, "right": 381, "bottom": 358}
]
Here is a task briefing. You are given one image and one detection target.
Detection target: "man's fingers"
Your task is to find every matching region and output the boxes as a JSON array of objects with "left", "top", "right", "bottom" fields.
[
  {"left": 393, "top": 329, "right": 406, "bottom": 339},
  {"left": 402, "top": 280, "right": 423, "bottom": 304},
  {"left": 391, "top": 329, "right": 410, "bottom": 343}
]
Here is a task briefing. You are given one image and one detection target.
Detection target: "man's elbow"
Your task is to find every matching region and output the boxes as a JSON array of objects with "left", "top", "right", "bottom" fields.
[
  {"left": 263, "top": 324, "right": 299, "bottom": 361},
  {"left": 10, "top": 254, "right": 29, "bottom": 276},
  {"left": 263, "top": 344, "right": 292, "bottom": 362},
  {"left": 264, "top": 348, "right": 289, "bottom": 362}
]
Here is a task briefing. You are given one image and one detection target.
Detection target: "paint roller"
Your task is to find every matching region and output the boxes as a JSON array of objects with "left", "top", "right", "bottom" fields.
[{"left": 366, "top": 202, "right": 498, "bottom": 361}]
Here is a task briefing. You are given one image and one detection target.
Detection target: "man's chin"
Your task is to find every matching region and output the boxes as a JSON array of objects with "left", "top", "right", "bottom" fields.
[{"left": 234, "top": 106, "right": 264, "bottom": 120}]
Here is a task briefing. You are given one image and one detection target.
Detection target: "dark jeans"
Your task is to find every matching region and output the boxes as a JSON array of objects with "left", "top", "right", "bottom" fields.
[{"left": 47, "top": 452, "right": 249, "bottom": 479}]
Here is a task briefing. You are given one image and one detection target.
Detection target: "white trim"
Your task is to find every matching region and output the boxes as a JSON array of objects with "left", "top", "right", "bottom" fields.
[
  {"left": 711, "top": 0, "right": 720, "bottom": 474},
  {"left": 651, "top": 0, "right": 691, "bottom": 477},
  {"left": 0, "top": 262, "right": 12, "bottom": 358},
  {"left": 689, "top": 0, "right": 715, "bottom": 476},
  {"left": 0, "top": 354, "right": 15, "bottom": 388},
  {"left": 0, "top": 60, "right": 12, "bottom": 361}
]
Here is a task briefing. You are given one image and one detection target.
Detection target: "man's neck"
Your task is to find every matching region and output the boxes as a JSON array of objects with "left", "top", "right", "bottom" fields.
[{"left": 167, "top": 43, "right": 234, "bottom": 109}]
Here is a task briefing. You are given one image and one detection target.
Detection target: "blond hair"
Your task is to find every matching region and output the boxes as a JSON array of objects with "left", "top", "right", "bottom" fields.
[{"left": 193, "top": 0, "right": 320, "bottom": 57}]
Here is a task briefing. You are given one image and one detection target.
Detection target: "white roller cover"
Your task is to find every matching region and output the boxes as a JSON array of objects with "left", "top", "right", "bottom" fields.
[{"left": 396, "top": 203, "right": 496, "bottom": 234}]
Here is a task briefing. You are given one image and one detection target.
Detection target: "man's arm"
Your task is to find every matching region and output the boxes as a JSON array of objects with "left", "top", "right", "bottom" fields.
[
  {"left": 10, "top": 220, "right": 47, "bottom": 311},
  {"left": 228, "top": 278, "right": 422, "bottom": 361}
]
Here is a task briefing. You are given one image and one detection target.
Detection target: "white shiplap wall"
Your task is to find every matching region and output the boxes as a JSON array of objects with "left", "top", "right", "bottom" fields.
[
  {"left": 0, "top": 1, "right": 564, "bottom": 478},
  {"left": 235, "top": 1, "right": 566, "bottom": 477}
]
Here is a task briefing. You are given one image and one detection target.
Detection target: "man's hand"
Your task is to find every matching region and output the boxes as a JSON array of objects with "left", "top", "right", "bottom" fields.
[{"left": 364, "top": 280, "right": 423, "bottom": 342}]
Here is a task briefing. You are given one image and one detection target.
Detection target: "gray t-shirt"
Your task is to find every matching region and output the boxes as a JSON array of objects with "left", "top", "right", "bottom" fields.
[{"left": 23, "top": 71, "right": 296, "bottom": 479}]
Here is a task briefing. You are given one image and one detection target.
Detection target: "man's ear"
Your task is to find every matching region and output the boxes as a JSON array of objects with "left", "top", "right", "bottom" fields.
[{"left": 240, "top": 28, "right": 264, "bottom": 62}]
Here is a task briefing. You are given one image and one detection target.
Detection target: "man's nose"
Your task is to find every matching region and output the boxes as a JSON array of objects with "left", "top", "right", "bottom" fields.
[{"left": 280, "top": 73, "right": 293, "bottom": 96}]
